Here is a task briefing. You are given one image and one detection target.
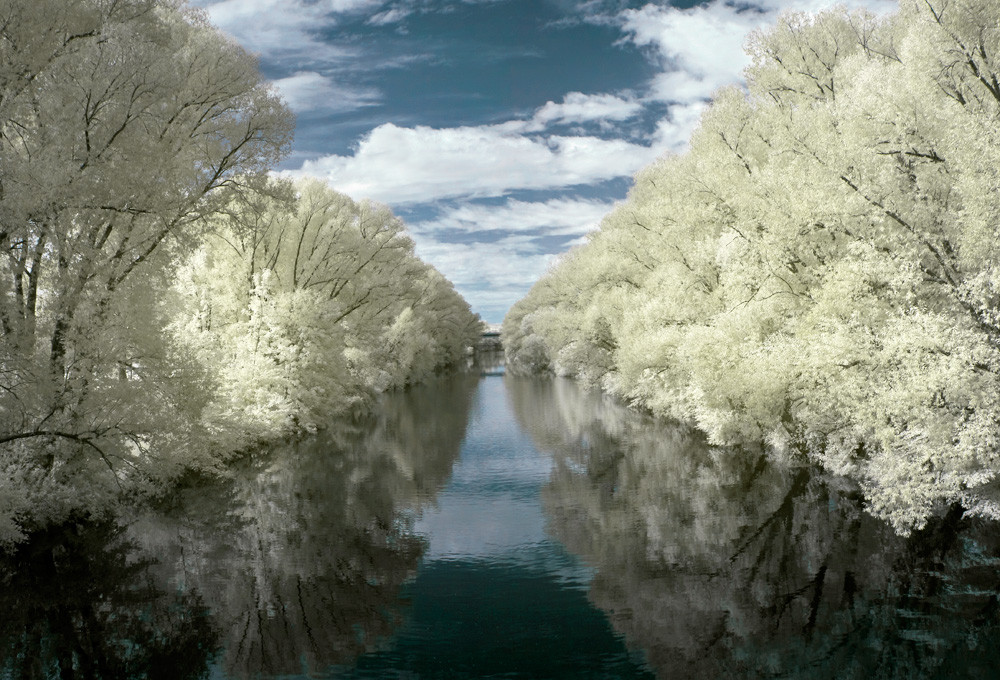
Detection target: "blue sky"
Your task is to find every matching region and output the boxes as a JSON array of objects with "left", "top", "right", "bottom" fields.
[{"left": 190, "top": 0, "right": 895, "bottom": 322}]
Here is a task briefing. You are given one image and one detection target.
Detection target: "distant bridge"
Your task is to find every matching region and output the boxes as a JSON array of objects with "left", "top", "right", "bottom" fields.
[{"left": 479, "top": 330, "right": 502, "bottom": 351}]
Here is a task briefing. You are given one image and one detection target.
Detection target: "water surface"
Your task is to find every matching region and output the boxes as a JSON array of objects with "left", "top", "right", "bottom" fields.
[{"left": 3, "top": 370, "right": 1000, "bottom": 679}]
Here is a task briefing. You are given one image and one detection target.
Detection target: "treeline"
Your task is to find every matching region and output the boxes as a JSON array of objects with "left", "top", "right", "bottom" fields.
[
  {"left": 504, "top": 0, "right": 1000, "bottom": 533},
  {"left": 170, "top": 178, "right": 482, "bottom": 446},
  {"left": 0, "top": 0, "right": 480, "bottom": 543}
]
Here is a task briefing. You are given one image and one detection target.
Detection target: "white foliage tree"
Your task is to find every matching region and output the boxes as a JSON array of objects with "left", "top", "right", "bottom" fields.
[
  {"left": 170, "top": 178, "right": 481, "bottom": 445},
  {"left": 504, "top": 0, "right": 1000, "bottom": 533},
  {"left": 0, "top": 0, "right": 293, "bottom": 541}
]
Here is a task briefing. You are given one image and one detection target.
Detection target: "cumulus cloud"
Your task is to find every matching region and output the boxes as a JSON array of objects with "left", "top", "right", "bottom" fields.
[
  {"left": 272, "top": 71, "right": 380, "bottom": 113},
  {"left": 405, "top": 197, "right": 616, "bottom": 321},
  {"left": 413, "top": 198, "right": 614, "bottom": 237},
  {"left": 190, "top": 0, "right": 381, "bottom": 60},
  {"left": 291, "top": 123, "right": 659, "bottom": 204},
  {"left": 528, "top": 91, "right": 643, "bottom": 130},
  {"left": 620, "top": 3, "right": 762, "bottom": 104},
  {"left": 413, "top": 235, "right": 558, "bottom": 322},
  {"left": 487, "top": 92, "right": 644, "bottom": 135},
  {"left": 652, "top": 100, "right": 708, "bottom": 151},
  {"left": 618, "top": 0, "right": 897, "bottom": 104}
]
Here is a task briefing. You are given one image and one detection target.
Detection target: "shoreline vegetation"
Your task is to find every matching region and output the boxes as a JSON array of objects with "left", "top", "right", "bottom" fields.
[
  {"left": 503, "top": 0, "right": 1000, "bottom": 534},
  {"left": 0, "top": 0, "right": 481, "bottom": 545}
]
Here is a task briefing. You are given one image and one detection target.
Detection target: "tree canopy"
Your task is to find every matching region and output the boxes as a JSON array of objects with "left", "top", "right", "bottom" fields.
[
  {"left": 169, "top": 178, "right": 482, "bottom": 446},
  {"left": 0, "top": 0, "right": 479, "bottom": 544},
  {"left": 503, "top": 0, "right": 1000, "bottom": 533}
]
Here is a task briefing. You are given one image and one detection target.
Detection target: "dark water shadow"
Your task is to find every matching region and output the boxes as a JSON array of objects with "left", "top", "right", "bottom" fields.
[{"left": 0, "top": 520, "right": 216, "bottom": 680}]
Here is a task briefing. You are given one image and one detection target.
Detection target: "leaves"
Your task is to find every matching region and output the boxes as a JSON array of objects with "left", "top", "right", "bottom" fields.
[
  {"left": 0, "top": 2, "right": 476, "bottom": 541},
  {"left": 504, "top": 1, "right": 1000, "bottom": 533},
  {"left": 169, "top": 178, "right": 481, "bottom": 444}
]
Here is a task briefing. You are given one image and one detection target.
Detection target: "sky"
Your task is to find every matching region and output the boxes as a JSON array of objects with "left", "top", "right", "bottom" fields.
[{"left": 189, "top": 0, "right": 897, "bottom": 323}]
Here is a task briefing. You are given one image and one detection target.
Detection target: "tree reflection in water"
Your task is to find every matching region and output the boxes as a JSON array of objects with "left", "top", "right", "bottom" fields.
[
  {"left": 0, "top": 521, "right": 216, "bottom": 680},
  {"left": 130, "top": 373, "right": 478, "bottom": 679},
  {"left": 509, "top": 376, "right": 1000, "bottom": 679},
  {"left": 0, "top": 374, "right": 477, "bottom": 680}
]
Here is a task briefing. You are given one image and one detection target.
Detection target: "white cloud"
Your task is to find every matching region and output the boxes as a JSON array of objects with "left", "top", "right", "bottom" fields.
[
  {"left": 272, "top": 71, "right": 380, "bottom": 112},
  {"left": 414, "top": 198, "right": 614, "bottom": 237},
  {"left": 191, "top": 0, "right": 380, "bottom": 60},
  {"left": 620, "top": 2, "right": 762, "bottom": 104},
  {"left": 411, "top": 235, "right": 561, "bottom": 322},
  {"left": 291, "top": 123, "right": 659, "bottom": 204},
  {"left": 488, "top": 92, "right": 644, "bottom": 135},
  {"left": 652, "top": 100, "right": 708, "bottom": 151},
  {"left": 403, "top": 197, "right": 613, "bottom": 321},
  {"left": 368, "top": 7, "right": 412, "bottom": 25},
  {"left": 326, "top": 0, "right": 385, "bottom": 10},
  {"left": 618, "top": 0, "right": 897, "bottom": 104},
  {"left": 529, "top": 91, "right": 643, "bottom": 130}
]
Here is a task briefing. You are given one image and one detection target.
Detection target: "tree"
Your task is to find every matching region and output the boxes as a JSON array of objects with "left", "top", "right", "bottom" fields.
[
  {"left": 504, "top": 0, "right": 1000, "bottom": 533},
  {"left": 169, "top": 178, "right": 481, "bottom": 443},
  {"left": 0, "top": 0, "right": 293, "bottom": 541}
]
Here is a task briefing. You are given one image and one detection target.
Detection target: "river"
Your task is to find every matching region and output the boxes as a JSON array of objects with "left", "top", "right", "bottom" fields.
[{"left": 2, "top": 364, "right": 1000, "bottom": 678}]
